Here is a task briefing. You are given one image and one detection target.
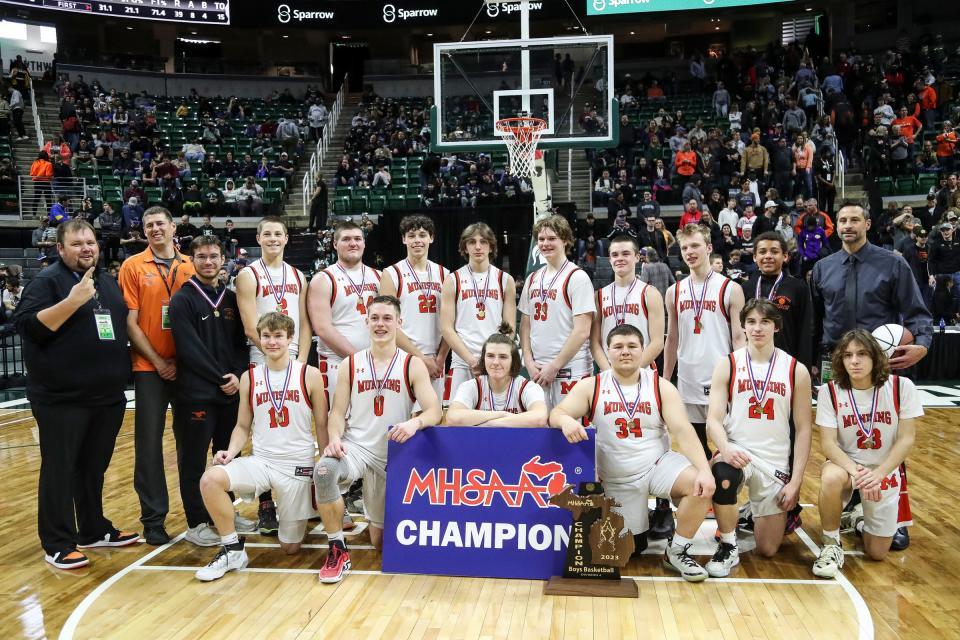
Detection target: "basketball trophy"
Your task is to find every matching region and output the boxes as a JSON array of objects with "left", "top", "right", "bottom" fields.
[{"left": 544, "top": 482, "right": 638, "bottom": 598}]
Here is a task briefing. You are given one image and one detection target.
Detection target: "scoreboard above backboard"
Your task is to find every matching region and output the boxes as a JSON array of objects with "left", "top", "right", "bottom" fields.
[
  {"left": 587, "top": 0, "right": 794, "bottom": 16},
  {"left": 0, "top": 0, "right": 230, "bottom": 25}
]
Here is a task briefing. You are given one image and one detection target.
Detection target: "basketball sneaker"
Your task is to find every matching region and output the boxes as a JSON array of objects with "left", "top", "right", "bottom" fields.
[
  {"left": 648, "top": 500, "right": 675, "bottom": 540},
  {"left": 784, "top": 505, "right": 803, "bottom": 535},
  {"left": 259, "top": 500, "right": 279, "bottom": 536},
  {"left": 319, "top": 543, "right": 351, "bottom": 584},
  {"left": 840, "top": 504, "right": 863, "bottom": 535},
  {"left": 44, "top": 550, "right": 90, "bottom": 570},
  {"left": 186, "top": 523, "right": 221, "bottom": 547},
  {"left": 662, "top": 543, "right": 708, "bottom": 582},
  {"left": 705, "top": 542, "right": 740, "bottom": 578},
  {"left": 812, "top": 544, "right": 844, "bottom": 579},
  {"left": 234, "top": 513, "right": 258, "bottom": 534},
  {"left": 77, "top": 530, "right": 140, "bottom": 549},
  {"left": 342, "top": 512, "right": 356, "bottom": 531},
  {"left": 195, "top": 545, "right": 249, "bottom": 582}
]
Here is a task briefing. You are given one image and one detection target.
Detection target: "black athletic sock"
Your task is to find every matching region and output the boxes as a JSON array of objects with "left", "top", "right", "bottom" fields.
[
  {"left": 259, "top": 490, "right": 274, "bottom": 505},
  {"left": 691, "top": 422, "right": 711, "bottom": 459}
]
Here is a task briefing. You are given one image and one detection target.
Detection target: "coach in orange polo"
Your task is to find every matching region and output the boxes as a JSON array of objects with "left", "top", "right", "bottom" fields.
[{"left": 118, "top": 206, "right": 195, "bottom": 545}]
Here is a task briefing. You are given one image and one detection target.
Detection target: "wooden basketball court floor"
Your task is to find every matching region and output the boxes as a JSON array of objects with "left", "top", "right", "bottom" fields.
[{"left": 1, "top": 398, "right": 959, "bottom": 640}]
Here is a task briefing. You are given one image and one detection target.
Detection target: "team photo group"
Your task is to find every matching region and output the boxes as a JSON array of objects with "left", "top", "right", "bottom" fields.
[{"left": 16, "top": 201, "right": 931, "bottom": 587}]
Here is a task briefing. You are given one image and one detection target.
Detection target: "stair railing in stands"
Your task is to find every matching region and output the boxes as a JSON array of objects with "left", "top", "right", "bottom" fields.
[
  {"left": 30, "top": 84, "right": 43, "bottom": 149},
  {"left": 302, "top": 74, "right": 347, "bottom": 218}
]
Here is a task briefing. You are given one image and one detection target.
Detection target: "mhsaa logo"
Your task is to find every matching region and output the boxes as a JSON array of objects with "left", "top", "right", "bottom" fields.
[{"left": 402, "top": 456, "right": 568, "bottom": 508}]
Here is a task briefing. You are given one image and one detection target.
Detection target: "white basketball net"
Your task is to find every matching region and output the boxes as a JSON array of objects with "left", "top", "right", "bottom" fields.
[{"left": 495, "top": 117, "right": 547, "bottom": 178}]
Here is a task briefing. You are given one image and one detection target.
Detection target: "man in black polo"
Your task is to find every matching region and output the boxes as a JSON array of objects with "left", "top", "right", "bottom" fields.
[
  {"left": 811, "top": 202, "right": 932, "bottom": 550},
  {"left": 928, "top": 220, "right": 960, "bottom": 306},
  {"left": 15, "top": 219, "right": 139, "bottom": 569},
  {"left": 169, "top": 235, "right": 253, "bottom": 547}
]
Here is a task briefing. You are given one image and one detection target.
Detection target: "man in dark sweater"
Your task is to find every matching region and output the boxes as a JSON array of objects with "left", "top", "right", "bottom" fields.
[
  {"left": 928, "top": 221, "right": 960, "bottom": 305},
  {"left": 744, "top": 232, "right": 814, "bottom": 368},
  {"left": 15, "top": 219, "right": 139, "bottom": 570},
  {"left": 170, "top": 235, "right": 251, "bottom": 547}
]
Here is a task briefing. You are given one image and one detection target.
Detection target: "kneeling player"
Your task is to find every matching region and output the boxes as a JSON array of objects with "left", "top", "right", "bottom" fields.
[
  {"left": 314, "top": 295, "right": 442, "bottom": 583},
  {"left": 812, "top": 329, "right": 921, "bottom": 578},
  {"left": 550, "top": 324, "right": 716, "bottom": 582},
  {"left": 446, "top": 332, "right": 548, "bottom": 427},
  {"left": 195, "top": 313, "right": 328, "bottom": 582},
  {"left": 704, "top": 299, "right": 812, "bottom": 577}
]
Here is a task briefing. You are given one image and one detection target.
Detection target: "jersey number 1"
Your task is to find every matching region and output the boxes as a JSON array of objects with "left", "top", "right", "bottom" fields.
[
  {"left": 748, "top": 398, "right": 775, "bottom": 420},
  {"left": 615, "top": 417, "right": 643, "bottom": 439},
  {"left": 269, "top": 406, "right": 289, "bottom": 429},
  {"left": 373, "top": 395, "right": 384, "bottom": 417}
]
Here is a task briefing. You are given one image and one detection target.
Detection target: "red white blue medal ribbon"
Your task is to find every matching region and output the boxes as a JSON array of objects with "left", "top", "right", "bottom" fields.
[
  {"left": 611, "top": 372, "right": 643, "bottom": 420},
  {"left": 485, "top": 376, "right": 515, "bottom": 412},
  {"left": 263, "top": 361, "right": 293, "bottom": 418},
  {"left": 687, "top": 271, "right": 712, "bottom": 332},
  {"left": 847, "top": 386, "right": 880, "bottom": 441},
  {"left": 368, "top": 348, "right": 400, "bottom": 401},
  {"left": 186, "top": 278, "right": 226, "bottom": 317},
  {"left": 611, "top": 279, "right": 638, "bottom": 326},
  {"left": 468, "top": 266, "right": 491, "bottom": 311},
  {"left": 405, "top": 259, "right": 433, "bottom": 295},
  {"left": 755, "top": 271, "right": 784, "bottom": 301},
  {"left": 259, "top": 259, "right": 287, "bottom": 310},
  {"left": 337, "top": 263, "right": 367, "bottom": 306},
  {"left": 539, "top": 260, "right": 569, "bottom": 308},
  {"left": 745, "top": 349, "right": 778, "bottom": 406}
]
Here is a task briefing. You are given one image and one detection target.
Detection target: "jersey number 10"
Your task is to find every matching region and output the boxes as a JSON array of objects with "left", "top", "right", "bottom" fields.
[{"left": 268, "top": 406, "right": 290, "bottom": 428}]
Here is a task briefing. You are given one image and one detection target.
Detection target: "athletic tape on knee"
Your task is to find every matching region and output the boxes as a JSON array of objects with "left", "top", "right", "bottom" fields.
[
  {"left": 314, "top": 456, "right": 345, "bottom": 504},
  {"left": 712, "top": 462, "right": 743, "bottom": 505}
]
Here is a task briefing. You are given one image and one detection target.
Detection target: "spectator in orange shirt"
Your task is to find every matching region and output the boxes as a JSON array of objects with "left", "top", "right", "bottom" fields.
[
  {"left": 935, "top": 121, "right": 957, "bottom": 173},
  {"left": 918, "top": 80, "right": 939, "bottom": 130},
  {"left": 892, "top": 105, "right": 923, "bottom": 156},
  {"left": 117, "top": 206, "right": 196, "bottom": 546},
  {"left": 647, "top": 79, "right": 665, "bottom": 99},
  {"left": 674, "top": 142, "right": 698, "bottom": 178},
  {"left": 792, "top": 133, "right": 814, "bottom": 199},
  {"left": 794, "top": 198, "right": 835, "bottom": 238},
  {"left": 29, "top": 150, "right": 54, "bottom": 218}
]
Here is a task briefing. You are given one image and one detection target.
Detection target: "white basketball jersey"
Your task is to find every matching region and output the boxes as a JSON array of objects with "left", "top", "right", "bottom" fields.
[
  {"left": 245, "top": 259, "right": 304, "bottom": 359},
  {"left": 674, "top": 273, "right": 733, "bottom": 406},
  {"left": 453, "top": 375, "right": 544, "bottom": 414},
  {"left": 248, "top": 361, "right": 316, "bottom": 469},
  {"left": 819, "top": 376, "right": 923, "bottom": 467},
  {"left": 387, "top": 260, "right": 448, "bottom": 357},
  {"left": 724, "top": 347, "right": 797, "bottom": 471},
  {"left": 588, "top": 368, "right": 667, "bottom": 483},
  {"left": 343, "top": 348, "right": 416, "bottom": 467},
  {"left": 596, "top": 280, "right": 650, "bottom": 358},
  {"left": 519, "top": 262, "right": 594, "bottom": 376},
  {"left": 316, "top": 263, "right": 381, "bottom": 360},
  {"left": 451, "top": 265, "right": 506, "bottom": 369}
]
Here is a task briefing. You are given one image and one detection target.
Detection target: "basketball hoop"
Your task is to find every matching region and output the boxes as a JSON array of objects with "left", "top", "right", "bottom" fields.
[{"left": 495, "top": 116, "right": 547, "bottom": 178}]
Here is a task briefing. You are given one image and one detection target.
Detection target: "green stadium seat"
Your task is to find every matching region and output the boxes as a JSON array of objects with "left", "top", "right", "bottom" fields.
[
  {"left": 895, "top": 176, "right": 916, "bottom": 195},
  {"left": 876, "top": 176, "right": 894, "bottom": 197}
]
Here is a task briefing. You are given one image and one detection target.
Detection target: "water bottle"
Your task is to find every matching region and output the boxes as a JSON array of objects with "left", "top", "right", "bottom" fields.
[{"left": 940, "top": 318, "right": 946, "bottom": 334}]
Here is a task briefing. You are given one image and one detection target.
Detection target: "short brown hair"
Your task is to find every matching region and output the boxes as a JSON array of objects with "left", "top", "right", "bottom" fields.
[
  {"left": 830, "top": 329, "right": 891, "bottom": 390},
  {"left": 190, "top": 235, "right": 224, "bottom": 255},
  {"left": 479, "top": 332, "right": 522, "bottom": 377},
  {"left": 56, "top": 219, "right": 96, "bottom": 245},
  {"left": 532, "top": 215, "right": 574, "bottom": 250},
  {"left": 257, "top": 311, "right": 296, "bottom": 338},
  {"left": 676, "top": 223, "right": 711, "bottom": 246},
  {"left": 608, "top": 234, "right": 640, "bottom": 252},
  {"left": 142, "top": 206, "right": 173, "bottom": 223},
  {"left": 399, "top": 215, "right": 435, "bottom": 237},
  {"left": 740, "top": 298, "right": 783, "bottom": 331},
  {"left": 334, "top": 220, "right": 363, "bottom": 242},
  {"left": 368, "top": 294, "right": 401, "bottom": 314},
  {"left": 459, "top": 222, "right": 498, "bottom": 260},
  {"left": 257, "top": 215, "right": 288, "bottom": 235}
]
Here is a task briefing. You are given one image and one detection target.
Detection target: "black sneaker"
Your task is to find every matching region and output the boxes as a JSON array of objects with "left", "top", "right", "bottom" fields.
[
  {"left": 143, "top": 525, "right": 170, "bottom": 546},
  {"left": 891, "top": 526, "right": 910, "bottom": 551},
  {"left": 44, "top": 549, "right": 90, "bottom": 570},
  {"left": 648, "top": 501, "right": 675, "bottom": 540},
  {"left": 78, "top": 529, "right": 140, "bottom": 549},
  {"left": 258, "top": 501, "right": 279, "bottom": 537},
  {"left": 631, "top": 531, "right": 649, "bottom": 557}
]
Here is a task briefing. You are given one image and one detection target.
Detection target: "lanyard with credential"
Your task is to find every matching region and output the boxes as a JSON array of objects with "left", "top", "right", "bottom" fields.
[{"left": 152, "top": 252, "right": 182, "bottom": 299}]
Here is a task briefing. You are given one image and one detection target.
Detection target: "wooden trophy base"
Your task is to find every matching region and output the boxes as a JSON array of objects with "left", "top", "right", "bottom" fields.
[{"left": 543, "top": 576, "right": 639, "bottom": 598}]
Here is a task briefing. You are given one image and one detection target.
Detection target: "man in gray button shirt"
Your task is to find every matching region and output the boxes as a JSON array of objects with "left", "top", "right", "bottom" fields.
[{"left": 811, "top": 201, "right": 932, "bottom": 551}]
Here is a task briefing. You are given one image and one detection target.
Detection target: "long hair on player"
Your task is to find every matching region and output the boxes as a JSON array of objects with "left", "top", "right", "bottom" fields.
[
  {"left": 532, "top": 215, "right": 575, "bottom": 250},
  {"left": 458, "top": 222, "right": 498, "bottom": 260},
  {"left": 478, "top": 330, "right": 522, "bottom": 378},
  {"left": 829, "top": 329, "right": 891, "bottom": 390},
  {"left": 739, "top": 298, "right": 783, "bottom": 331}
]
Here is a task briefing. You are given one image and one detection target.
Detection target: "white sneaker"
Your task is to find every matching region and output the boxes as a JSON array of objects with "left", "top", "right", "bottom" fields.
[
  {"left": 234, "top": 513, "right": 258, "bottom": 534},
  {"left": 195, "top": 547, "right": 248, "bottom": 582},
  {"left": 705, "top": 542, "right": 740, "bottom": 578},
  {"left": 663, "top": 543, "right": 709, "bottom": 582},
  {"left": 812, "top": 544, "right": 844, "bottom": 579},
  {"left": 840, "top": 504, "right": 864, "bottom": 535},
  {"left": 185, "top": 523, "right": 221, "bottom": 547}
]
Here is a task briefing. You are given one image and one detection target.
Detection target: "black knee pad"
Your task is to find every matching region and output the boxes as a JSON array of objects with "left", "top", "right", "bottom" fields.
[{"left": 712, "top": 462, "right": 743, "bottom": 505}]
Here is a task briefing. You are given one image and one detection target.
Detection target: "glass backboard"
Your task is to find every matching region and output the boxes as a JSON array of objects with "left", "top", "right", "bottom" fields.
[{"left": 431, "top": 34, "right": 617, "bottom": 151}]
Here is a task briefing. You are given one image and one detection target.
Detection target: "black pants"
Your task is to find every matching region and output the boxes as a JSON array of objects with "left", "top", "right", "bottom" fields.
[
  {"left": 11, "top": 107, "right": 24, "bottom": 138},
  {"left": 173, "top": 399, "right": 238, "bottom": 528},
  {"left": 34, "top": 400, "right": 125, "bottom": 555},
  {"left": 309, "top": 200, "right": 327, "bottom": 231},
  {"left": 133, "top": 372, "right": 178, "bottom": 527}
]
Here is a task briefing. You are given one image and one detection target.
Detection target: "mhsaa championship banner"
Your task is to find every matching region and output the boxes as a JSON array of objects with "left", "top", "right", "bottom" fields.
[{"left": 382, "top": 426, "right": 595, "bottom": 580}]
